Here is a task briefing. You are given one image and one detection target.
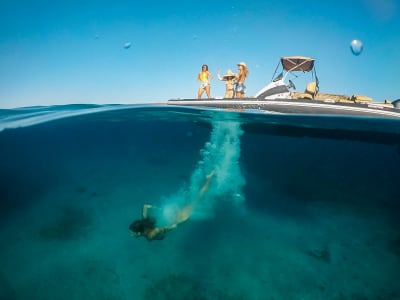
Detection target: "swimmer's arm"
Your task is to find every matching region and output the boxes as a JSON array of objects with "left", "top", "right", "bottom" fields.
[{"left": 142, "top": 204, "right": 152, "bottom": 219}]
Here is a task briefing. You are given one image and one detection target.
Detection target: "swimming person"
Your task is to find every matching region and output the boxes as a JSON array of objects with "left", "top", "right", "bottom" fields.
[
  {"left": 197, "top": 64, "right": 213, "bottom": 99},
  {"left": 217, "top": 69, "right": 236, "bottom": 98},
  {"left": 235, "top": 62, "right": 249, "bottom": 98},
  {"left": 129, "top": 171, "right": 215, "bottom": 241},
  {"left": 128, "top": 204, "right": 177, "bottom": 241}
]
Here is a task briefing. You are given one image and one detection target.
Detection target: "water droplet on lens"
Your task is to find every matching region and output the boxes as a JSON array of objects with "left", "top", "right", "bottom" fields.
[
  {"left": 123, "top": 42, "right": 132, "bottom": 49},
  {"left": 350, "top": 39, "right": 363, "bottom": 56}
]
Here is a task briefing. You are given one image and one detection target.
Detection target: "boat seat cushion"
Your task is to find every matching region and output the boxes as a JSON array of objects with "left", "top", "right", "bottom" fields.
[
  {"left": 351, "top": 94, "right": 372, "bottom": 103},
  {"left": 305, "top": 82, "right": 317, "bottom": 95},
  {"left": 292, "top": 92, "right": 313, "bottom": 100}
]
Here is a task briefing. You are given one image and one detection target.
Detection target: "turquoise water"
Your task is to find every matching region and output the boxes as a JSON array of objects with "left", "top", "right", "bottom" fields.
[{"left": 0, "top": 104, "right": 400, "bottom": 300}]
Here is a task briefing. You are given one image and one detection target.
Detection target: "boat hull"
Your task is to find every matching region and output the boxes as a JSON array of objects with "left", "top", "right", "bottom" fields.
[{"left": 167, "top": 98, "right": 400, "bottom": 119}]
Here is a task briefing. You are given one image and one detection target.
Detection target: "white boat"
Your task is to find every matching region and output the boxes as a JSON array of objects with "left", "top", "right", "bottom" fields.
[{"left": 168, "top": 56, "right": 400, "bottom": 119}]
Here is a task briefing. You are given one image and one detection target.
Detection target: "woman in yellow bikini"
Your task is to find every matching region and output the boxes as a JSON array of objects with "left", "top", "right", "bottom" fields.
[
  {"left": 197, "top": 64, "right": 213, "bottom": 99},
  {"left": 129, "top": 171, "right": 214, "bottom": 241}
]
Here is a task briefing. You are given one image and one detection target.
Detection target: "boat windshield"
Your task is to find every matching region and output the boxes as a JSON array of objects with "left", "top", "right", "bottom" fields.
[{"left": 273, "top": 72, "right": 283, "bottom": 82}]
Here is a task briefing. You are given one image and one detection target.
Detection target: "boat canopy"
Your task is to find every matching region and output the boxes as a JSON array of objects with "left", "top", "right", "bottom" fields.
[{"left": 281, "top": 56, "right": 315, "bottom": 72}]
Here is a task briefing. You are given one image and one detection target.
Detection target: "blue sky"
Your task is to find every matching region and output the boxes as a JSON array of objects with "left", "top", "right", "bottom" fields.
[{"left": 0, "top": 0, "right": 399, "bottom": 108}]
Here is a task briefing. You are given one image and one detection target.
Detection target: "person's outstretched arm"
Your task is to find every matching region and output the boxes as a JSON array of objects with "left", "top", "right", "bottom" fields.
[
  {"left": 217, "top": 70, "right": 224, "bottom": 81},
  {"left": 142, "top": 204, "right": 152, "bottom": 219}
]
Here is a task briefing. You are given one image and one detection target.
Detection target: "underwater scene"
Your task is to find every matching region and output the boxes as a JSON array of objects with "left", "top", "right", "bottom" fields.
[{"left": 0, "top": 105, "right": 400, "bottom": 300}]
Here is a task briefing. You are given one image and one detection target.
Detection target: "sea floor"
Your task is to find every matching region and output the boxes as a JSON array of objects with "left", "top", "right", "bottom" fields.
[{"left": 1, "top": 166, "right": 399, "bottom": 300}]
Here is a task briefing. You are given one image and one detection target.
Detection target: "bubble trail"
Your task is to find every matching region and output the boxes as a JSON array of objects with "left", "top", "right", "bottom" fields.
[{"left": 160, "top": 115, "right": 246, "bottom": 224}]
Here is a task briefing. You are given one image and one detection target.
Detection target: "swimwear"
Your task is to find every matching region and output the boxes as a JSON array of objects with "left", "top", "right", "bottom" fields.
[
  {"left": 199, "top": 71, "right": 209, "bottom": 81},
  {"left": 224, "top": 79, "right": 235, "bottom": 98},
  {"left": 224, "top": 90, "right": 234, "bottom": 98},
  {"left": 199, "top": 71, "right": 210, "bottom": 89},
  {"left": 235, "top": 83, "right": 246, "bottom": 93},
  {"left": 200, "top": 80, "right": 209, "bottom": 89}
]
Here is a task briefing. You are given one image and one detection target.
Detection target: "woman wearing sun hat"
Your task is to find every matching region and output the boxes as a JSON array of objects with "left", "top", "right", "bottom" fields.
[
  {"left": 217, "top": 69, "right": 236, "bottom": 98},
  {"left": 235, "top": 62, "right": 249, "bottom": 98}
]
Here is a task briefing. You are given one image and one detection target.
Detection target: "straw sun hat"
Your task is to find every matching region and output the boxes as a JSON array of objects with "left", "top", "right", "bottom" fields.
[{"left": 223, "top": 69, "right": 236, "bottom": 79}]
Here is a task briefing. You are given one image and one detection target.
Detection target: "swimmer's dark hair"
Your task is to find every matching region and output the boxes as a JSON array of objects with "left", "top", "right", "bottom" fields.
[
  {"left": 129, "top": 217, "right": 156, "bottom": 234},
  {"left": 202, "top": 64, "right": 208, "bottom": 71}
]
